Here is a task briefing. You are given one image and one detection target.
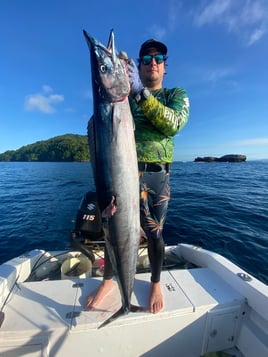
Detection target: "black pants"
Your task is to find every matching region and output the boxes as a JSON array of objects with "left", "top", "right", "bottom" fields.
[
  {"left": 104, "top": 165, "right": 170, "bottom": 283},
  {"left": 139, "top": 168, "right": 170, "bottom": 282}
]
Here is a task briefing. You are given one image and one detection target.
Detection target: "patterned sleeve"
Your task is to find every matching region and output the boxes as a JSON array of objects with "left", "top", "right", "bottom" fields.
[{"left": 139, "top": 88, "right": 190, "bottom": 136}]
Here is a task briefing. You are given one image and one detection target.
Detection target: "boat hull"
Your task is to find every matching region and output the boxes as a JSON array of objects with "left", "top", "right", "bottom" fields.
[{"left": 0, "top": 244, "right": 267, "bottom": 357}]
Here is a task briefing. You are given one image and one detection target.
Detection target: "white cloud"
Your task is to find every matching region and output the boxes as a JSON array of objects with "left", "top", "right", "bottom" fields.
[
  {"left": 24, "top": 86, "right": 64, "bottom": 114},
  {"left": 194, "top": 0, "right": 231, "bottom": 27},
  {"left": 149, "top": 24, "right": 167, "bottom": 40},
  {"left": 42, "top": 84, "right": 53, "bottom": 93},
  {"left": 64, "top": 107, "right": 75, "bottom": 113},
  {"left": 229, "top": 138, "right": 268, "bottom": 147},
  {"left": 205, "top": 67, "right": 234, "bottom": 82},
  {"left": 83, "top": 89, "right": 92, "bottom": 100},
  {"left": 193, "top": 0, "right": 268, "bottom": 46},
  {"left": 188, "top": 65, "right": 236, "bottom": 90},
  {"left": 247, "top": 28, "right": 266, "bottom": 46},
  {"left": 148, "top": 1, "right": 182, "bottom": 39},
  {"left": 167, "top": 0, "right": 182, "bottom": 32}
]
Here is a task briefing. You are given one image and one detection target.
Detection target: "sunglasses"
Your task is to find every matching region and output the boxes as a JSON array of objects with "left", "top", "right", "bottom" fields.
[{"left": 139, "top": 54, "right": 167, "bottom": 65}]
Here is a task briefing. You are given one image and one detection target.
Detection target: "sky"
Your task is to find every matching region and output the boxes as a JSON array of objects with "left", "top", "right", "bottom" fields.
[{"left": 1, "top": 0, "right": 268, "bottom": 162}]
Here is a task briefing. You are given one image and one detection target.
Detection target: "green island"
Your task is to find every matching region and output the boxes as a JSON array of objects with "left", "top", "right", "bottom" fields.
[{"left": 0, "top": 134, "right": 90, "bottom": 162}]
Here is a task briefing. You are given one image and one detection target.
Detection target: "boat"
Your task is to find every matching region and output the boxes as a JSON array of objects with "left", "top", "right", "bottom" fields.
[{"left": 0, "top": 239, "right": 267, "bottom": 357}]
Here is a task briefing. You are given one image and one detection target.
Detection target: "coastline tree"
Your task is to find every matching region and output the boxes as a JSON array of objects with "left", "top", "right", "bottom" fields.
[{"left": 0, "top": 134, "right": 90, "bottom": 162}]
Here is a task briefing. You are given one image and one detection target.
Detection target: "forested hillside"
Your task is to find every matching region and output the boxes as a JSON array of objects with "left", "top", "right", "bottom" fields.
[{"left": 0, "top": 134, "right": 90, "bottom": 162}]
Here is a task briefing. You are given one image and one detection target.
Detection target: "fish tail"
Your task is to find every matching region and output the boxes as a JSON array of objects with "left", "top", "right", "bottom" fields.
[
  {"left": 130, "top": 304, "right": 148, "bottom": 313},
  {"left": 98, "top": 306, "right": 125, "bottom": 329},
  {"left": 98, "top": 304, "right": 147, "bottom": 329},
  {"left": 0, "top": 311, "right": 5, "bottom": 328}
]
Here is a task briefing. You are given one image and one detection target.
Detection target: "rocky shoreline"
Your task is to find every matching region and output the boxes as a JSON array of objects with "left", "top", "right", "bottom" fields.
[{"left": 194, "top": 154, "right": 246, "bottom": 162}]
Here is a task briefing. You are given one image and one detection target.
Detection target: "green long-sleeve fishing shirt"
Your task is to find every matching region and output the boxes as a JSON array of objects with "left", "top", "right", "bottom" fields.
[{"left": 129, "top": 87, "right": 190, "bottom": 163}]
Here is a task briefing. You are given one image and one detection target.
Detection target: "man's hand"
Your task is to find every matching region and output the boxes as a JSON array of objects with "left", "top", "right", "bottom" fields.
[
  {"left": 119, "top": 51, "right": 129, "bottom": 61},
  {"left": 128, "top": 59, "right": 144, "bottom": 97}
]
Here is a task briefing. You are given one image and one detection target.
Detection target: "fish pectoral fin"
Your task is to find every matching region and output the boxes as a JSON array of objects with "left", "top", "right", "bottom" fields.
[{"left": 101, "top": 196, "right": 117, "bottom": 218}]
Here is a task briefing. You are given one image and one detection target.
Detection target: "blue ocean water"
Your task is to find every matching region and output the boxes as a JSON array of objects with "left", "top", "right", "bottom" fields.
[{"left": 0, "top": 161, "right": 267, "bottom": 285}]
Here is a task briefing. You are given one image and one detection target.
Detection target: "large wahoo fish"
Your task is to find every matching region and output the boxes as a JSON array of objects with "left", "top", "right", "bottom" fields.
[{"left": 83, "top": 29, "right": 142, "bottom": 327}]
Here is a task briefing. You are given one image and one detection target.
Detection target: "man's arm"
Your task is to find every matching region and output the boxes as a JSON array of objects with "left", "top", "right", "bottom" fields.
[{"left": 139, "top": 88, "right": 190, "bottom": 136}]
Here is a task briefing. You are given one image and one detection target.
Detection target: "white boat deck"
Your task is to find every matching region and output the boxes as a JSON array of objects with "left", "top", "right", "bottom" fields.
[{"left": 0, "top": 267, "right": 246, "bottom": 357}]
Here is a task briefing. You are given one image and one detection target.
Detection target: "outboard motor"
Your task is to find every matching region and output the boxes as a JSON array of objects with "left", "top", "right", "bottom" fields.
[
  {"left": 74, "top": 191, "right": 103, "bottom": 240},
  {"left": 70, "top": 192, "right": 104, "bottom": 263}
]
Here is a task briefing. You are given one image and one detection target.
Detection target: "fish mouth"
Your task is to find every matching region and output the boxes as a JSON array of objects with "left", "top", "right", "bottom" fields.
[
  {"left": 83, "top": 29, "right": 116, "bottom": 64},
  {"left": 83, "top": 29, "right": 130, "bottom": 102}
]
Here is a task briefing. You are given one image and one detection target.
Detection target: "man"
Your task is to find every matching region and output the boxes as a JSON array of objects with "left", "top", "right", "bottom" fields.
[{"left": 86, "top": 39, "right": 189, "bottom": 314}]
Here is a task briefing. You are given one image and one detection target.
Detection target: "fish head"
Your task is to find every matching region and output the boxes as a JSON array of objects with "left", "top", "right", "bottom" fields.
[{"left": 83, "top": 29, "right": 130, "bottom": 103}]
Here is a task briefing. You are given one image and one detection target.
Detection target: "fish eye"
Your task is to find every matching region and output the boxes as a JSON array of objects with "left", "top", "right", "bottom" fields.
[{"left": 100, "top": 64, "right": 107, "bottom": 73}]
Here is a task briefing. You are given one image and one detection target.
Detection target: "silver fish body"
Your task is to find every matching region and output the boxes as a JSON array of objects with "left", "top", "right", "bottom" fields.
[{"left": 83, "top": 29, "right": 141, "bottom": 325}]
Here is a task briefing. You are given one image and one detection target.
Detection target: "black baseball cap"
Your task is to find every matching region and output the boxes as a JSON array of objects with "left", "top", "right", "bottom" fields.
[{"left": 139, "top": 39, "right": 168, "bottom": 57}]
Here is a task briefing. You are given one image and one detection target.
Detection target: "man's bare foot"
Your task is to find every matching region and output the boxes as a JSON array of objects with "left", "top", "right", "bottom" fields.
[
  {"left": 149, "top": 281, "right": 163, "bottom": 314},
  {"left": 85, "top": 279, "right": 114, "bottom": 310}
]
